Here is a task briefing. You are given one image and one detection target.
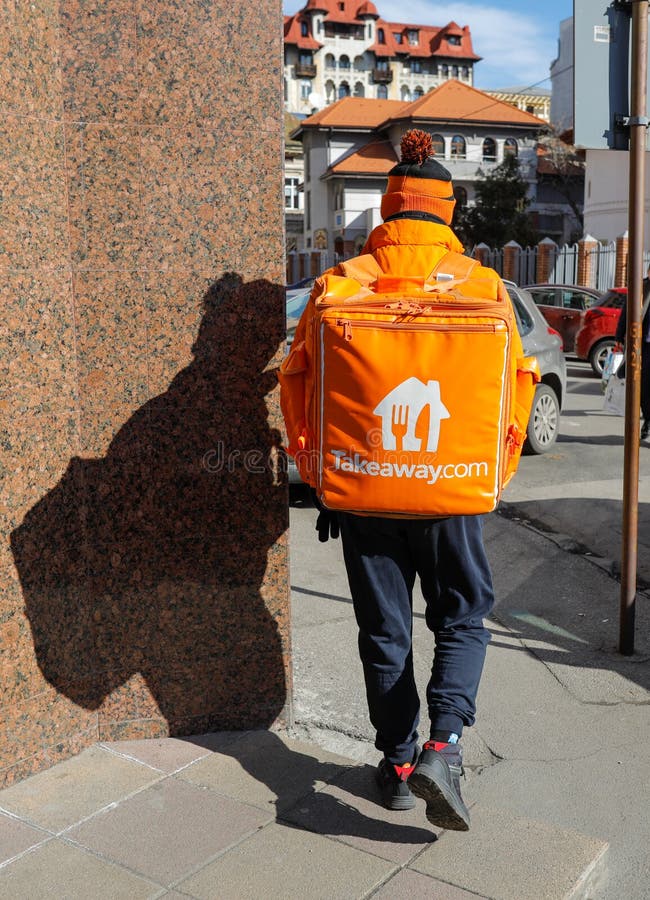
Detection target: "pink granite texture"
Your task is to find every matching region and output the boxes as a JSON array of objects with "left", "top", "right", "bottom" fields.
[{"left": 0, "top": 0, "right": 289, "bottom": 787}]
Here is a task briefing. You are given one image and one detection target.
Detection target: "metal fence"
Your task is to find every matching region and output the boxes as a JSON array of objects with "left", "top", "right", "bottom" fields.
[{"left": 288, "top": 243, "right": 650, "bottom": 291}]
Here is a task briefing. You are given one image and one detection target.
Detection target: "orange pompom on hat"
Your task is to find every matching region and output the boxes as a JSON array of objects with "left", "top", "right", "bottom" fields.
[{"left": 381, "top": 129, "right": 456, "bottom": 225}]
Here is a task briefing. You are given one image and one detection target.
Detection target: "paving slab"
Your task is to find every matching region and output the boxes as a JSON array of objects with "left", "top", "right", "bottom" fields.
[
  {"left": 282, "top": 763, "right": 434, "bottom": 864},
  {"left": 66, "top": 777, "right": 271, "bottom": 886},
  {"left": 374, "top": 868, "right": 488, "bottom": 900},
  {"left": 0, "top": 745, "right": 160, "bottom": 832},
  {"left": 179, "top": 729, "right": 353, "bottom": 815},
  {"left": 0, "top": 812, "right": 50, "bottom": 865},
  {"left": 412, "top": 804, "right": 608, "bottom": 900},
  {"left": 100, "top": 737, "right": 214, "bottom": 774},
  {"left": 0, "top": 839, "right": 160, "bottom": 900},
  {"left": 175, "top": 821, "right": 395, "bottom": 900}
]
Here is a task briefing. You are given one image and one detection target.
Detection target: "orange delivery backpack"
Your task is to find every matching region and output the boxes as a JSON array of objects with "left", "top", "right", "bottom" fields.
[{"left": 279, "top": 250, "right": 539, "bottom": 518}]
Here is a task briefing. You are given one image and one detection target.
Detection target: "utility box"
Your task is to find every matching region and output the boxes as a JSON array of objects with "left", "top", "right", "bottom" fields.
[{"left": 574, "top": 0, "right": 634, "bottom": 150}]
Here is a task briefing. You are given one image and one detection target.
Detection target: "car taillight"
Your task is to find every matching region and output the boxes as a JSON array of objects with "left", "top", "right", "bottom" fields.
[{"left": 547, "top": 325, "right": 563, "bottom": 350}]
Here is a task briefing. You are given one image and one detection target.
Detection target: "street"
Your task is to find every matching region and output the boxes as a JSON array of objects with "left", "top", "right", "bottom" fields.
[{"left": 504, "top": 355, "right": 650, "bottom": 587}]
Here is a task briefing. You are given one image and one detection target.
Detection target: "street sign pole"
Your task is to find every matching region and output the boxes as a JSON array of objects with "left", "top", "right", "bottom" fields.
[{"left": 620, "top": 0, "right": 649, "bottom": 655}]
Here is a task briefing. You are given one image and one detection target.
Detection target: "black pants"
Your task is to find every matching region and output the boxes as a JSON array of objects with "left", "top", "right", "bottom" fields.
[
  {"left": 642, "top": 344, "right": 650, "bottom": 422},
  {"left": 339, "top": 513, "right": 494, "bottom": 766}
]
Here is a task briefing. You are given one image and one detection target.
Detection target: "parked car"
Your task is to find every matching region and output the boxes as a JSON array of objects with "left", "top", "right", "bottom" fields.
[
  {"left": 284, "top": 279, "right": 566, "bottom": 481},
  {"left": 574, "top": 287, "right": 626, "bottom": 375},
  {"left": 523, "top": 284, "right": 602, "bottom": 353},
  {"left": 503, "top": 281, "right": 566, "bottom": 454}
]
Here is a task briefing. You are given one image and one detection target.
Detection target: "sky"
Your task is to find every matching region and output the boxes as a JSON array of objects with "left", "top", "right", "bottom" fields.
[{"left": 282, "top": 0, "right": 573, "bottom": 91}]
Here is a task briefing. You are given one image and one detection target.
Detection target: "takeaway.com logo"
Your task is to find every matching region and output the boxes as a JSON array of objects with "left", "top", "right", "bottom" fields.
[
  {"left": 373, "top": 377, "right": 449, "bottom": 453},
  {"left": 330, "top": 377, "right": 490, "bottom": 485}
]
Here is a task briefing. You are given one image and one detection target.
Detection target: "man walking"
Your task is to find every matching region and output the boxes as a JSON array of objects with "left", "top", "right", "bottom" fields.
[{"left": 614, "top": 264, "right": 650, "bottom": 440}]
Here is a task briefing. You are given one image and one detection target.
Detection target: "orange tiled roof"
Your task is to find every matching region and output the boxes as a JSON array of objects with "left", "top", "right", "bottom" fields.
[
  {"left": 328, "top": 139, "right": 399, "bottom": 175},
  {"left": 284, "top": 13, "right": 322, "bottom": 50},
  {"left": 298, "top": 96, "right": 406, "bottom": 129},
  {"left": 372, "top": 20, "right": 479, "bottom": 61},
  {"left": 394, "top": 80, "right": 548, "bottom": 127}
]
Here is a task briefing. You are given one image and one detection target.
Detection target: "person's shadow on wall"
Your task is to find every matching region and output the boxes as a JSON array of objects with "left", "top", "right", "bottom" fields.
[{"left": 11, "top": 273, "right": 289, "bottom": 735}]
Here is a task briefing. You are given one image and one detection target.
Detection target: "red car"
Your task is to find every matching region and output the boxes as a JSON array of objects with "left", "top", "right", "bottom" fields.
[{"left": 574, "top": 287, "right": 626, "bottom": 375}]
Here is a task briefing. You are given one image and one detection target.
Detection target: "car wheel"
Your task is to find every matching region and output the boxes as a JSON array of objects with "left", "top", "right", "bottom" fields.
[
  {"left": 524, "top": 383, "right": 560, "bottom": 454},
  {"left": 589, "top": 339, "right": 615, "bottom": 376}
]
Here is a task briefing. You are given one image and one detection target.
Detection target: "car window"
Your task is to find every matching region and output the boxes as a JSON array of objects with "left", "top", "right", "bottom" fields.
[
  {"left": 560, "top": 290, "right": 588, "bottom": 310},
  {"left": 531, "top": 289, "right": 557, "bottom": 306},
  {"left": 599, "top": 290, "right": 625, "bottom": 309},
  {"left": 506, "top": 286, "right": 534, "bottom": 337}
]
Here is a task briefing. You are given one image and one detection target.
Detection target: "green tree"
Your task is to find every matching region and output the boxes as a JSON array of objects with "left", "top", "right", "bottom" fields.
[{"left": 454, "top": 154, "right": 538, "bottom": 249}]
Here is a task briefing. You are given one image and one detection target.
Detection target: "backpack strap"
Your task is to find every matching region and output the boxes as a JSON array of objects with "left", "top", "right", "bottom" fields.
[{"left": 338, "top": 254, "right": 384, "bottom": 286}]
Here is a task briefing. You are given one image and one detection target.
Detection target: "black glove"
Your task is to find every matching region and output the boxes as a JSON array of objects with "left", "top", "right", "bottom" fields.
[
  {"left": 316, "top": 509, "right": 340, "bottom": 543},
  {"left": 310, "top": 488, "right": 340, "bottom": 542}
]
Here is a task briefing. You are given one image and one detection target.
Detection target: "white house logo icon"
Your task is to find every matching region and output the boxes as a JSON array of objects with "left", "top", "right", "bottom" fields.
[{"left": 373, "top": 378, "right": 450, "bottom": 452}]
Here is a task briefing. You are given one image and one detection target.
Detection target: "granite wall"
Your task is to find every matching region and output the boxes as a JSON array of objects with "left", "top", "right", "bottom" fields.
[{"left": 0, "top": 1, "right": 290, "bottom": 786}]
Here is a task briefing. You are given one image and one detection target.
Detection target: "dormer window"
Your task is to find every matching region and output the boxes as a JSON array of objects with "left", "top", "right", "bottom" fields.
[
  {"left": 408, "top": 29, "right": 418, "bottom": 46},
  {"left": 338, "top": 1, "right": 344, "bottom": 9},
  {"left": 393, "top": 32, "right": 403, "bottom": 44},
  {"left": 301, "top": 21, "right": 308, "bottom": 37},
  {"left": 377, "top": 27, "right": 385, "bottom": 43},
  {"left": 447, "top": 34, "right": 461, "bottom": 46}
]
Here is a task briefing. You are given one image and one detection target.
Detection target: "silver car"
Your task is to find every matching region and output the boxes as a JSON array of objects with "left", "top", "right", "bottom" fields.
[
  {"left": 503, "top": 280, "right": 566, "bottom": 454},
  {"left": 284, "top": 279, "right": 566, "bottom": 482}
]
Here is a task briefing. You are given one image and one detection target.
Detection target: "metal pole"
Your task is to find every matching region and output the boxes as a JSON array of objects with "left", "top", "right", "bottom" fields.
[{"left": 620, "top": 0, "right": 649, "bottom": 655}]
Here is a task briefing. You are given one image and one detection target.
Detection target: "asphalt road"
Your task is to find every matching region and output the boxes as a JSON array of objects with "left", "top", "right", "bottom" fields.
[{"left": 503, "top": 355, "right": 650, "bottom": 587}]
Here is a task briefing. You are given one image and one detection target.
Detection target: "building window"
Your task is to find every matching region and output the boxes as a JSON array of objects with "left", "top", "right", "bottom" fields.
[
  {"left": 299, "top": 51, "right": 312, "bottom": 65},
  {"left": 442, "top": 64, "right": 449, "bottom": 77},
  {"left": 482, "top": 137, "right": 497, "bottom": 161},
  {"left": 354, "top": 55, "right": 365, "bottom": 71},
  {"left": 377, "top": 27, "right": 385, "bottom": 43},
  {"left": 411, "top": 59, "right": 422, "bottom": 74},
  {"left": 462, "top": 66, "right": 469, "bottom": 78},
  {"left": 325, "top": 79, "right": 335, "bottom": 102},
  {"left": 325, "top": 53, "right": 336, "bottom": 69},
  {"left": 300, "top": 80, "right": 311, "bottom": 99},
  {"left": 354, "top": 81, "right": 365, "bottom": 97},
  {"left": 431, "top": 62, "right": 438, "bottom": 76},
  {"left": 401, "top": 85, "right": 411, "bottom": 101},
  {"left": 338, "top": 81, "right": 350, "bottom": 98},
  {"left": 454, "top": 186, "right": 468, "bottom": 207},
  {"left": 284, "top": 78, "right": 288, "bottom": 101},
  {"left": 447, "top": 34, "right": 461, "bottom": 46},
  {"left": 504, "top": 138, "right": 518, "bottom": 158},
  {"left": 408, "top": 29, "right": 419, "bottom": 45},
  {"left": 452, "top": 65, "right": 459, "bottom": 78},
  {"left": 393, "top": 32, "right": 402, "bottom": 44},
  {"left": 413, "top": 86, "right": 424, "bottom": 99},
  {"left": 285, "top": 177, "right": 301, "bottom": 210},
  {"left": 430, "top": 133, "right": 445, "bottom": 156},
  {"left": 301, "top": 21, "right": 308, "bottom": 37},
  {"left": 339, "top": 54, "right": 350, "bottom": 69},
  {"left": 376, "top": 58, "right": 388, "bottom": 70},
  {"left": 450, "top": 135, "right": 466, "bottom": 158},
  {"left": 377, "top": 84, "right": 388, "bottom": 99},
  {"left": 526, "top": 104, "right": 535, "bottom": 114}
]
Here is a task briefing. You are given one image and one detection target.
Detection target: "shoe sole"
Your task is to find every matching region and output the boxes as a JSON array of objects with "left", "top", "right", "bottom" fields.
[{"left": 409, "top": 768, "right": 470, "bottom": 831}]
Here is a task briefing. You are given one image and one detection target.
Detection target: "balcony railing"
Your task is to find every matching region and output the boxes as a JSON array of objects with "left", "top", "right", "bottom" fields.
[
  {"left": 372, "top": 68, "right": 393, "bottom": 83},
  {"left": 295, "top": 63, "right": 317, "bottom": 78}
]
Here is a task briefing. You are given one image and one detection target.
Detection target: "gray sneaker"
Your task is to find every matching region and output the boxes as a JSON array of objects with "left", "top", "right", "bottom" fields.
[{"left": 408, "top": 741, "right": 470, "bottom": 831}]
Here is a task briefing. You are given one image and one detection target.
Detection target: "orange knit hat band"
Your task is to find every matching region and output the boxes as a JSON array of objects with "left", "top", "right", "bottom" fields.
[{"left": 380, "top": 174, "right": 456, "bottom": 224}]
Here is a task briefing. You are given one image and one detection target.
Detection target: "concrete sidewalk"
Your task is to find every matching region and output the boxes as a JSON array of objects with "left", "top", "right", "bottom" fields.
[{"left": 0, "top": 504, "right": 648, "bottom": 898}]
